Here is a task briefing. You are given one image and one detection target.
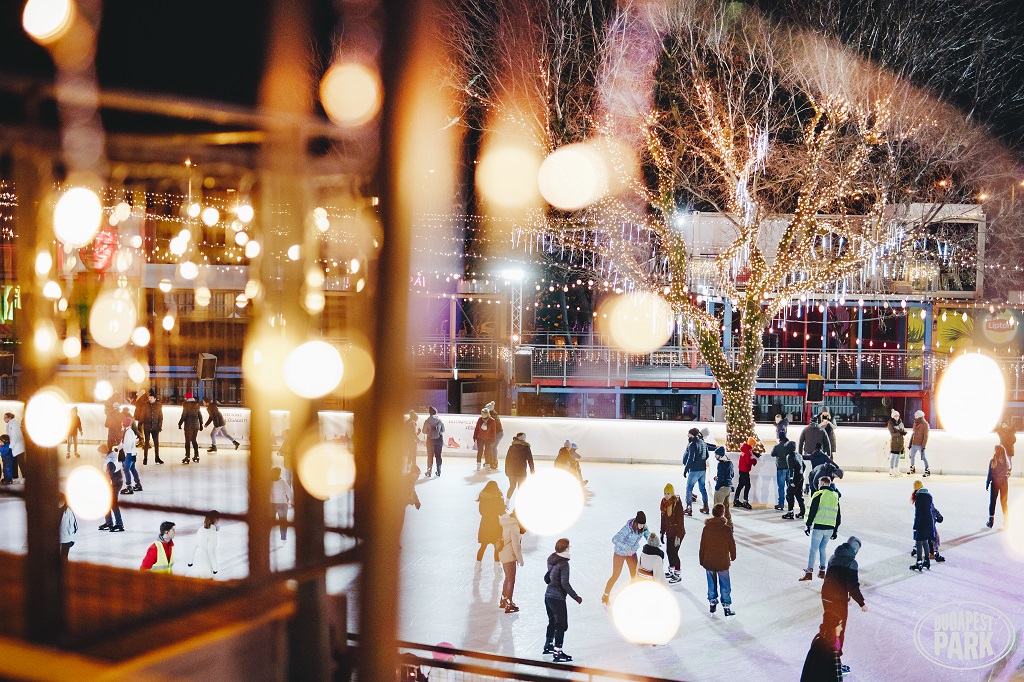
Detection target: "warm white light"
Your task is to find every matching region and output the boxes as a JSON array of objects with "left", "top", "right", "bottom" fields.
[
  {"left": 513, "top": 468, "right": 584, "bottom": 535},
  {"left": 178, "top": 229, "right": 191, "bottom": 242},
  {"left": 24, "top": 388, "right": 70, "bottom": 447},
  {"left": 937, "top": 353, "right": 1005, "bottom": 437},
  {"left": 611, "top": 581, "right": 681, "bottom": 645},
  {"left": 287, "top": 245, "right": 301, "bottom": 261},
  {"left": 127, "top": 360, "right": 147, "bottom": 384},
  {"left": 162, "top": 314, "right": 175, "bottom": 331},
  {"left": 355, "top": 278, "right": 365, "bottom": 293},
  {"left": 62, "top": 336, "right": 81, "bottom": 358},
  {"left": 235, "top": 294, "right": 247, "bottom": 308},
  {"left": 339, "top": 343, "right": 375, "bottom": 398},
  {"left": 200, "top": 206, "right": 220, "bottom": 226},
  {"left": 306, "top": 269, "right": 325, "bottom": 287},
  {"left": 243, "top": 332, "right": 292, "bottom": 394},
  {"left": 54, "top": 187, "right": 102, "bottom": 248},
  {"left": 244, "top": 280, "right": 260, "bottom": 299},
  {"left": 234, "top": 231, "right": 249, "bottom": 246},
  {"left": 22, "top": 0, "right": 74, "bottom": 45},
  {"left": 195, "top": 287, "right": 211, "bottom": 307},
  {"left": 313, "top": 207, "right": 328, "bottom": 221},
  {"left": 502, "top": 269, "right": 524, "bottom": 281},
  {"left": 169, "top": 237, "right": 187, "bottom": 256},
  {"left": 350, "top": 258, "right": 360, "bottom": 274},
  {"left": 537, "top": 143, "right": 609, "bottom": 210},
  {"left": 35, "top": 251, "right": 53, "bottom": 276},
  {"left": 284, "top": 340, "right": 344, "bottom": 398},
  {"left": 131, "top": 326, "right": 150, "bottom": 346},
  {"left": 244, "top": 241, "right": 261, "bottom": 258},
  {"left": 115, "top": 201, "right": 131, "bottom": 222},
  {"left": 237, "top": 204, "right": 254, "bottom": 223},
  {"left": 158, "top": 279, "right": 172, "bottom": 293},
  {"left": 65, "top": 466, "right": 112, "bottom": 520},
  {"left": 319, "top": 63, "right": 383, "bottom": 127},
  {"left": 303, "top": 290, "right": 325, "bottom": 314},
  {"left": 93, "top": 380, "right": 113, "bottom": 402},
  {"left": 187, "top": 203, "right": 201, "bottom": 218},
  {"left": 600, "top": 294, "right": 673, "bottom": 354},
  {"left": 42, "top": 281, "right": 61, "bottom": 300},
  {"left": 114, "top": 249, "right": 132, "bottom": 273},
  {"left": 297, "top": 442, "right": 357, "bottom": 500},
  {"left": 315, "top": 216, "right": 330, "bottom": 232},
  {"left": 476, "top": 143, "right": 541, "bottom": 209},
  {"left": 34, "top": 322, "right": 58, "bottom": 353},
  {"left": 178, "top": 261, "right": 199, "bottom": 280}
]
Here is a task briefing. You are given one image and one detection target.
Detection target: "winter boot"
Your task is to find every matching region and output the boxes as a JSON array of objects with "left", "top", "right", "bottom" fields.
[
  {"left": 207, "top": 446, "right": 217, "bottom": 453},
  {"left": 923, "top": 468, "right": 931, "bottom": 477},
  {"left": 699, "top": 504, "right": 709, "bottom": 515},
  {"left": 425, "top": 469, "right": 432, "bottom": 478},
  {"left": 909, "top": 563, "right": 923, "bottom": 571},
  {"left": 120, "top": 487, "right": 133, "bottom": 495},
  {"left": 795, "top": 511, "right": 805, "bottom": 519},
  {"left": 818, "top": 568, "right": 825, "bottom": 579},
  {"left": 552, "top": 651, "right": 573, "bottom": 663},
  {"left": 987, "top": 516, "right": 994, "bottom": 528},
  {"left": 109, "top": 524, "right": 125, "bottom": 532},
  {"left": 542, "top": 642, "right": 554, "bottom": 655},
  {"left": 723, "top": 606, "right": 735, "bottom": 617},
  {"left": 182, "top": 457, "right": 190, "bottom": 464},
  {"left": 909, "top": 465, "right": 916, "bottom": 474},
  {"left": 142, "top": 456, "right": 148, "bottom": 466},
  {"left": 684, "top": 505, "right": 693, "bottom": 516},
  {"left": 799, "top": 571, "right": 813, "bottom": 581},
  {"left": 709, "top": 602, "right": 717, "bottom": 613},
  {"left": 133, "top": 483, "right": 142, "bottom": 492},
  {"left": 781, "top": 511, "right": 795, "bottom": 520},
  {"left": 774, "top": 504, "right": 785, "bottom": 511},
  {"left": 233, "top": 440, "right": 239, "bottom": 450},
  {"left": 934, "top": 553, "right": 946, "bottom": 562}
]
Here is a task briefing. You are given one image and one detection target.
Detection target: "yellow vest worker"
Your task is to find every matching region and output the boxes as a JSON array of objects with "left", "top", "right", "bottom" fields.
[{"left": 141, "top": 521, "right": 176, "bottom": 573}]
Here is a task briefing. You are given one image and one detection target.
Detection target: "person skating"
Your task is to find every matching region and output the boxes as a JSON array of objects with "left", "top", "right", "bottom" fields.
[
  {"left": 187, "top": 511, "right": 221, "bottom": 578},
  {"left": 660, "top": 483, "right": 685, "bottom": 583},
  {"left": 178, "top": 392, "right": 203, "bottom": 464},
  {"left": 712, "top": 446, "right": 735, "bottom": 527},
  {"left": 97, "top": 444, "right": 124, "bottom": 532},
  {"left": 771, "top": 434, "right": 792, "bottom": 511},
  {"left": 120, "top": 415, "right": 142, "bottom": 494},
  {"left": 554, "top": 441, "right": 587, "bottom": 485},
  {"left": 819, "top": 409, "right": 838, "bottom": 456},
  {"left": 908, "top": 410, "right": 931, "bottom": 476},
  {"left": 472, "top": 408, "right": 496, "bottom": 472},
  {"left": 543, "top": 537, "right": 581, "bottom": 663},
  {"left": 734, "top": 440, "right": 757, "bottom": 509},
  {"left": 699, "top": 503, "right": 737, "bottom": 616},
  {"left": 600, "top": 512, "right": 649, "bottom": 605},
  {"left": 66, "top": 406, "right": 82, "bottom": 459},
  {"left": 910, "top": 481, "right": 946, "bottom": 563},
  {"left": 486, "top": 404, "right": 504, "bottom": 470},
  {"left": 775, "top": 413, "right": 788, "bottom": 441},
  {"left": 821, "top": 536, "right": 866, "bottom": 672},
  {"left": 887, "top": 409, "right": 907, "bottom": 476},
  {"left": 995, "top": 419, "right": 1017, "bottom": 460},
  {"left": 503, "top": 432, "right": 535, "bottom": 499},
  {"left": 476, "top": 481, "right": 505, "bottom": 567},
  {"left": 270, "top": 467, "right": 292, "bottom": 541},
  {"left": 59, "top": 493, "right": 78, "bottom": 560},
  {"left": 637, "top": 533, "right": 667, "bottom": 584},
  {"left": 800, "top": 613, "right": 845, "bottom": 682},
  {"left": 142, "top": 390, "right": 164, "bottom": 465},
  {"left": 141, "top": 521, "right": 176, "bottom": 572},
  {"left": 421, "top": 406, "right": 445, "bottom": 477},
  {"left": 986, "top": 445, "right": 1012, "bottom": 529},
  {"left": 4, "top": 412, "right": 25, "bottom": 483},
  {"left": 683, "top": 428, "right": 710, "bottom": 516},
  {"left": 498, "top": 511, "right": 524, "bottom": 613},
  {"left": 910, "top": 483, "right": 943, "bottom": 571},
  {"left": 799, "top": 417, "right": 832, "bottom": 460},
  {"left": 808, "top": 448, "right": 845, "bottom": 495},
  {"left": 801, "top": 475, "right": 841, "bottom": 581},
  {"left": 783, "top": 441, "right": 807, "bottom": 519},
  {"left": 202, "top": 399, "right": 239, "bottom": 452}
]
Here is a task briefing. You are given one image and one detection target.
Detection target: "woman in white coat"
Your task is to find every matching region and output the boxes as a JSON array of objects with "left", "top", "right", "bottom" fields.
[
  {"left": 498, "top": 512, "right": 524, "bottom": 613},
  {"left": 638, "top": 533, "right": 667, "bottom": 584},
  {"left": 188, "top": 511, "right": 221, "bottom": 578}
]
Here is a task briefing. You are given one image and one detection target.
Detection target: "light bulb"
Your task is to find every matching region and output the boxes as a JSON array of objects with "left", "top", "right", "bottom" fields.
[{"left": 54, "top": 187, "right": 102, "bottom": 248}]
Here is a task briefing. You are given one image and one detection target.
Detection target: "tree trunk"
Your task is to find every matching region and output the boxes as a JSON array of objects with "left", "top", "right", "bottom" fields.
[{"left": 720, "top": 367, "right": 759, "bottom": 451}]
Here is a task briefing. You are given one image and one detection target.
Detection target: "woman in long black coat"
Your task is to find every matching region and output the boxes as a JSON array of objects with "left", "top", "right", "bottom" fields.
[
  {"left": 476, "top": 481, "right": 506, "bottom": 563},
  {"left": 910, "top": 486, "right": 942, "bottom": 571}
]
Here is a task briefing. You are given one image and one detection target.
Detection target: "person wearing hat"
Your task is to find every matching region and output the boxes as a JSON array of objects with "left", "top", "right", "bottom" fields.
[
  {"left": 554, "top": 442, "right": 586, "bottom": 485},
  {"left": 800, "top": 612, "right": 845, "bottom": 682},
  {"left": 659, "top": 483, "right": 685, "bottom": 583},
  {"left": 819, "top": 409, "right": 838, "bottom": 455},
  {"left": 770, "top": 433, "right": 792, "bottom": 510},
  {"left": 909, "top": 409, "right": 930, "bottom": 476},
  {"left": 683, "top": 427, "right": 710, "bottom": 516},
  {"left": 910, "top": 481, "right": 944, "bottom": 570},
  {"left": 421, "top": 406, "right": 445, "bottom": 478},
  {"left": 178, "top": 391, "right": 203, "bottom": 464},
  {"left": 699, "top": 503, "right": 737, "bottom": 616},
  {"left": 142, "top": 389, "right": 164, "bottom": 465},
  {"left": 601, "top": 512, "right": 649, "bottom": 605},
  {"left": 103, "top": 399, "right": 122, "bottom": 451},
  {"left": 504, "top": 432, "right": 535, "bottom": 499},
  {"left": 735, "top": 440, "right": 757, "bottom": 510},
  {"left": 821, "top": 536, "right": 866, "bottom": 672},
  {"left": 486, "top": 403, "right": 503, "bottom": 470},
  {"left": 886, "top": 409, "right": 907, "bottom": 477},
  {"left": 473, "top": 408, "right": 496, "bottom": 471},
  {"left": 775, "top": 413, "right": 788, "bottom": 441},
  {"left": 712, "top": 446, "right": 735, "bottom": 528},
  {"left": 637, "top": 533, "right": 666, "bottom": 584}
]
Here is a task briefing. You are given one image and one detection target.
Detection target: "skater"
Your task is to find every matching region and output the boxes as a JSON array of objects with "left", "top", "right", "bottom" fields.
[
  {"left": 799, "top": 417, "right": 832, "bottom": 459},
  {"left": 909, "top": 410, "right": 930, "bottom": 476},
  {"left": 504, "top": 432, "right": 535, "bottom": 499},
  {"left": 771, "top": 434, "right": 792, "bottom": 510},
  {"left": 600, "top": 512, "right": 649, "bottom": 605},
  {"left": 0, "top": 435, "right": 12, "bottom": 485},
  {"left": 203, "top": 399, "right": 239, "bottom": 452},
  {"left": 783, "top": 441, "right": 807, "bottom": 519},
  {"left": 97, "top": 444, "right": 124, "bottom": 533},
  {"left": 698, "top": 503, "right": 737, "bottom": 616},
  {"left": 887, "top": 409, "right": 907, "bottom": 476},
  {"left": 995, "top": 419, "right": 1017, "bottom": 460},
  {"left": 637, "top": 533, "right": 667, "bottom": 584},
  {"left": 775, "top": 413, "right": 788, "bottom": 441},
  {"left": 543, "top": 537, "right": 581, "bottom": 663},
  {"left": 659, "top": 483, "right": 685, "bottom": 583},
  {"left": 421, "top": 406, "right": 445, "bottom": 477},
  {"left": 178, "top": 392, "right": 203, "bottom": 464},
  {"left": 683, "top": 428, "right": 710, "bottom": 516},
  {"left": 801, "top": 475, "right": 841, "bottom": 581},
  {"left": 65, "top": 406, "right": 82, "bottom": 459},
  {"left": 120, "top": 415, "right": 142, "bottom": 495},
  {"left": 59, "top": 493, "right": 78, "bottom": 560},
  {"left": 187, "top": 511, "right": 221, "bottom": 578},
  {"left": 498, "top": 511, "right": 524, "bottom": 613},
  {"left": 486, "top": 404, "right": 504, "bottom": 470},
  {"left": 819, "top": 409, "right": 838, "bottom": 455},
  {"left": 821, "top": 536, "right": 866, "bottom": 670},
  {"left": 405, "top": 411, "right": 419, "bottom": 471},
  {"left": 142, "top": 390, "right": 164, "bottom": 465},
  {"left": 140, "top": 521, "right": 176, "bottom": 572},
  {"left": 473, "top": 408, "right": 495, "bottom": 471},
  {"left": 800, "top": 613, "right": 845, "bottom": 682},
  {"left": 808, "top": 449, "right": 844, "bottom": 494},
  {"left": 734, "top": 440, "right": 757, "bottom": 509},
  {"left": 270, "top": 467, "right": 292, "bottom": 541},
  {"left": 986, "top": 445, "right": 1012, "bottom": 529},
  {"left": 910, "top": 483, "right": 943, "bottom": 571},
  {"left": 554, "top": 442, "right": 586, "bottom": 485},
  {"left": 712, "top": 446, "right": 735, "bottom": 527},
  {"left": 4, "top": 412, "right": 25, "bottom": 482},
  {"left": 103, "top": 400, "right": 121, "bottom": 450},
  {"left": 477, "top": 481, "right": 506, "bottom": 566}
]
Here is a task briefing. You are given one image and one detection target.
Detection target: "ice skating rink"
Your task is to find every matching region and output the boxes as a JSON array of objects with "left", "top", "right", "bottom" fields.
[{"left": 1, "top": 449, "right": 1021, "bottom": 681}]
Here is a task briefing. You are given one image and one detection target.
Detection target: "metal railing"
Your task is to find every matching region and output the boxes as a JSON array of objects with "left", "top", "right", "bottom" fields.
[{"left": 409, "top": 337, "right": 503, "bottom": 373}]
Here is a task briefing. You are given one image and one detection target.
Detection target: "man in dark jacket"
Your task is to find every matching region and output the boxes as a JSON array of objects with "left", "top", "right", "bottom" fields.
[
  {"left": 783, "top": 441, "right": 806, "bottom": 519},
  {"left": 822, "top": 536, "right": 866, "bottom": 666},
  {"left": 770, "top": 436, "right": 791, "bottom": 510},
  {"left": 202, "top": 398, "right": 239, "bottom": 452},
  {"left": 142, "top": 390, "right": 164, "bottom": 465},
  {"left": 699, "top": 503, "right": 737, "bottom": 616},
  {"left": 683, "top": 428, "right": 710, "bottom": 516},
  {"left": 133, "top": 389, "right": 149, "bottom": 439},
  {"left": 911, "top": 489, "right": 942, "bottom": 571},
  {"left": 808, "top": 449, "right": 845, "bottom": 494},
  {"left": 178, "top": 392, "right": 203, "bottom": 464},
  {"left": 543, "top": 537, "right": 581, "bottom": 663},
  {"left": 799, "top": 420, "right": 832, "bottom": 459},
  {"left": 712, "top": 447, "right": 734, "bottom": 528},
  {"left": 504, "top": 432, "right": 535, "bottom": 499}
]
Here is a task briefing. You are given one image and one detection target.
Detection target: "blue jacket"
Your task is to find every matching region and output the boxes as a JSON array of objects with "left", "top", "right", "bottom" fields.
[
  {"left": 683, "top": 438, "right": 708, "bottom": 473},
  {"left": 544, "top": 553, "right": 580, "bottom": 601},
  {"left": 715, "top": 458, "right": 734, "bottom": 490},
  {"left": 611, "top": 519, "right": 648, "bottom": 556}
]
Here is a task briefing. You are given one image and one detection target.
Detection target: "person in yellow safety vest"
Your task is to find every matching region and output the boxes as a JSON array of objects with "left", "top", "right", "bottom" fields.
[
  {"left": 141, "top": 521, "right": 176, "bottom": 573},
  {"left": 800, "top": 476, "right": 841, "bottom": 582}
]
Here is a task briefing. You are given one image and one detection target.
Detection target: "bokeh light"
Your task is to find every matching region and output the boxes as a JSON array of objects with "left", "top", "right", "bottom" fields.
[
  {"left": 237, "top": 204, "right": 254, "bottom": 223},
  {"left": 54, "top": 187, "right": 102, "bottom": 247},
  {"left": 187, "top": 203, "right": 201, "bottom": 218},
  {"left": 611, "top": 581, "right": 681, "bottom": 645},
  {"left": 200, "top": 206, "right": 220, "bottom": 226},
  {"left": 42, "top": 281, "right": 62, "bottom": 300},
  {"left": 22, "top": 0, "right": 74, "bottom": 45},
  {"left": 284, "top": 340, "right": 344, "bottom": 398},
  {"left": 476, "top": 143, "right": 541, "bottom": 209},
  {"left": 162, "top": 314, "right": 175, "bottom": 331},
  {"left": 195, "top": 287, "right": 211, "bottom": 307},
  {"left": 599, "top": 294, "right": 674, "bottom": 354},
  {"left": 297, "top": 441, "right": 357, "bottom": 500},
  {"left": 34, "top": 322, "right": 58, "bottom": 353},
  {"left": 35, "top": 251, "right": 53, "bottom": 276},
  {"left": 243, "top": 332, "right": 291, "bottom": 394},
  {"left": 158, "top": 279, "right": 172, "bottom": 293},
  {"left": 513, "top": 468, "right": 584, "bottom": 535},
  {"left": 287, "top": 245, "right": 301, "bottom": 261},
  {"left": 24, "top": 388, "right": 70, "bottom": 447},
  {"left": 244, "top": 240, "right": 261, "bottom": 258},
  {"left": 234, "top": 231, "right": 249, "bottom": 246},
  {"left": 127, "top": 360, "right": 147, "bottom": 384},
  {"left": 93, "top": 380, "right": 112, "bottom": 402},
  {"left": 537, "top": 143, "right": 609, "bottom": 210},
  {"left": 131, "top": 326, "right": 150, "bottom": 346},
  {"left": 89, "top": 288, "right": 137, "bottom": 348},
  {"left": 65, "top": 466, "right": 112, "bottom": 520},
  {"left": 319, "top": 62, "right": 383, "bottom": 127},
  {"left": 179, "top": 261, "right": 199, "bottom": 280},
  {"left": 339, "top": 343, "right": 375, "bottom": 398},
  {"left": 62, "top": 336, "right": 81, "bottom": 358},
  {"left": 114, "top": 201, "right": 131, "bottom": 222},
  {"left": 936, "top": 353, "right": 1005, "bottom": 437}
]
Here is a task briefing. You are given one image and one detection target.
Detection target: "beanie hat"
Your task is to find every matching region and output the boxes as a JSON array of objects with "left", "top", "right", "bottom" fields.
[
  {"left": 635, "top": 511, "right": 646, "bottom": 525},
  {"left": 185, "top": 391, "right": 194, "bottom": 400},
  {"left": 913, "top": 480, "right": 924, "bottom": 491},
  {"left": 570, "top": 442, "right": 578, "bottom": 450},
  {"left": 891, "top": 409, "right": 899, "bottom": 419},
  {"left": 847, "top": 536, "right": 862, "bottom": 554},
  {"left": 433, "top": 642, "right": 455, "bottom": 663},
  {"left": 563, "top": 440, "right": 571, "bottom": 448},
  {"left": 740, "top": 443, "right": 753, "bottom": 457},
  {"left": 700, "top": 427, "right": 710, "bottom": 439},
  {"left": 746, "top": 437, "right": 757, "bottom": 447},
  {"left": 664, "top": 483, "right": 674, "bottom": 494},
  {"left": 715, "top": 445, "right": 727, "bottom": 459},
  {"left": 915, "top": 410, "right": 925, "bottom": 419},
  {"left": 428, "top": 406, "right": 437, "bottom": 415},
  {"left": 647, "top": 533, "right": 660, "bottom": 548}
]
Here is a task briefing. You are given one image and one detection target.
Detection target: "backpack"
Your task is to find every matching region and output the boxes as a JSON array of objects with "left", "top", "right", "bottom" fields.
[{"left": 423, "top": 418, "right": 442, "bottom": 440}]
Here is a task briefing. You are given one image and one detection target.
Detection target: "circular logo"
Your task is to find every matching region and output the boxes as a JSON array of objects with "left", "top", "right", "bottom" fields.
[
  {"left": 981, "top": 311, "right": 1019, "bottom": 345},
  {"left": 914, "top": 601, "right": 1016, "bottom": 670}
]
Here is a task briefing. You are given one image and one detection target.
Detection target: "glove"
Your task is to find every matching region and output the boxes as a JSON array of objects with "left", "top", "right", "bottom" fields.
[
  {"left": 831, "top": 531, "right": 838, "bottom": 540},
  {"left": 660, "top": 532, "right": 665, "bottom": 543},
  {"left": 178, "top": 425, "right": 182, "bottom": 429},
  {"left": 860, "top": 604, "right": 868, "bottom": 613},
  {"left": 684, "top": 469, "right": 690, "bottom": 476},
  {"left": 213, "top": 571, "right": 218, "bottom": 574},
  {"left": 188, "top": 563, "right": 193, "bottom": 567},
  {"left": 575, "top": 595, "right": 583, "bottom": 604},
  {"left": 804, "top": 527, "right": 811, "bottom": 536}
]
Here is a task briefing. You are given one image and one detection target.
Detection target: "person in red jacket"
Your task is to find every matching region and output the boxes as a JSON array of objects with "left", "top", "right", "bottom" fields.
[
  {"left": 141, "top": 521, "right": 176, "bottom": 573},
  {"left": 734, "top": 440, "right": 758, "bottom": 510}
]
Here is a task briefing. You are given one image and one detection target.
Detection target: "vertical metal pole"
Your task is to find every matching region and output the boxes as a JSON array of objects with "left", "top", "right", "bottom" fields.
[{"left": 856, "top": 305, "right": 864, "bottom": 385}]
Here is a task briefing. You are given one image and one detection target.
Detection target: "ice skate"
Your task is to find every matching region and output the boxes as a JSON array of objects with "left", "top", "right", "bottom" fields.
[
  {"left": 233, "top": 441, "right": 239, "bottom": 450},
  {"left": 699, "top": 504, "right": 709, "bottom": 515},
  {"left": 909, "top": 465, "right": 916, "bottom": 474},
  {"left": 542, "top": 643, "right": 554, "bottom": 655},
  {"left": 774, "top": 504, "right": 785, "bottom": 511},
  {"left": 499, "top": 596, "right": 508, "bottom": 609},
  {"left": 923, "top": 468, "right": 931, "bottom": 477},
  {"left": 781, "top": 511, "right": 794, "bottom": 520},
  {"left": 799, "top": 571, "right": 813, "bottom": 581},
  {"left": 552, "top": 651, "right": 572, "bottom": 663},
  {"left": 817, "top": 569, "right": 825, "bottom": 579},
  {"left": 684, "top": 505, "right": 693, "bottom": 516},
  {"left": 987, "top": 516, "right": 994, "bottom": 528},
  {"left": 207, "top": 446, "right": 217, "bottom": 453},
  {"left": 120, "top": 487, "right": 133, "bottom": 495},
  {"left": 132, "top": 483, "right": 142, "bottom": 492},
  {"left": 934, "top": 553, "right": 946, "bottom": 562},
  {"left": 425, "top": 469, "right": 432, "bottom": 477},
  {"left": 723, "top": 606, "right": 735, "bottom": 617},
  {"left": 709, "top": 602, "right": 717, "bottom": 613},
  {"left": 504, "top": 601, "right": 519, "bottom": 613},
  {"left": 109, "top": 524, "right": 124, "bottom": 532},
  {"left": 909, "top": 563, "right": 923, "bottom": 571},
  {"left": 795, "top": 512, "right": 804, "bottom": 519},
  {"left": 182, "top": 457, "right": 190, "bottom": 464},
  {"left": 667, "top": 572, "right": 681, "bottom": 584},
  {"left": 601, "top": 593, "right": 610, "bottom": 605},
  {"left": 192, "top": 455, "right": 200, "bottom": 462}
]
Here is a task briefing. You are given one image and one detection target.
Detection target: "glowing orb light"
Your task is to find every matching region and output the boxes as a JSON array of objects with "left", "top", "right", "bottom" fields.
[
  {"left": 234, "top": 231, "right": 249, "bottom": 246},
  {"left": 287, "top": 245, "right": 301, "bottom": 261},
  {"left": 54, "top": 187, "right": 102, "bottom": 247},
  {"left": 131, "top": 326, "right": 150, "bottom": 347},
  {"left": 93, "top": 380, "right": 113, "bottom": 402},
  {"left": 158, "top": 279, "right": 172, "bottom": 293},
  {"left": 537, "top": 143, "right": 609, "bottom": 210},
  {"left": 62, "top": 336, "right": 81, "bottom": 358},
  {"left": 237, "top": 204, "right": 254, "bottom": 223},
  {"left": 936, "top": 353, "right": 1005, "bottom": 437},
  {"left": 339, "top": 343, "right": 375, "bottom": 398},
  {"left": 611, "top": 580, "right": 681, "bottom": 645},
  {"left": 42, "top": 281, "right": 62, "bottom": 300},
  {"left": 25, "top": 388, "right": 70, "bottom": 447},
  {"left": 284, "top": 341, "right": 344, "bottom": 398},
  {"left": 513, "top": 468, "right": 584, "bottom": 535},
  {"left": 320, "top": 63, "right": 383, "bottom": 127},
  {"left": 195, "top": 287, "right": 211, "bottom": 307},
  {"left": 65, "top": 466, "right": 112, "bottom": 520},
  {"left": 35, "top": 251, "right": 53, "bottom": 275},
  {"left": 34, "top": 322, "right": 58, "bottom": 353},
  {"left": 476, "top": 143, "right": 541, "bottom": 210},
  {"left": 303, "top": 290, "right": 326, "bottom": 314},
  {"left": 200, "top": 206, "right": 220, "bottom": 226},
  {"left": 22, "top": 0, "right": 73, "bottom": 45},
  {"left": 89, "top": 288, "right": 137, "bottom": 348},
  {"left": 179, "top": 261, "right": 199, "bottom": 280},
  {"left": 297, "top": 442, "right": 357, "bottom": 500},
  {"left": 115, "top": 202, "right": 131, "bottom": 222},
  {"left": 244, "top": 240, "right": 261, "bottom": 258},
  {"left": 127, "top": 360, "right": 147, "bottom": 384},
  {"left": 600, "top": 294, "right": 674, "bottom": 354},
  {"left": 161, "top": 314, "right": 175, "bottom": 331}
]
